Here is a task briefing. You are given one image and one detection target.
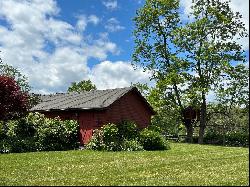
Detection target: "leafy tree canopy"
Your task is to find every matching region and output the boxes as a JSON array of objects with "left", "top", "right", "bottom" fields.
[
  {"left": 0, "top": 52, "right": 38, "bottom": 109},
  {"left": 67, "top": 79, "right": 97, "bottom": 93},
  {"left": 0, "top": 75, "right": 29, "bottom": 121},
  {"left": 0, "top": 54, "right": 30, "bottom": 93},
  {"left": 132, "top": 0, "right": 248, "bottom": 143}
]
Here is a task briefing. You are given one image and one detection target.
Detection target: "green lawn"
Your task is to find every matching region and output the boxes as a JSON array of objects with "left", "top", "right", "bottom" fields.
[{"left": 0, "top": 143, "right": 248, "bottom": 186}]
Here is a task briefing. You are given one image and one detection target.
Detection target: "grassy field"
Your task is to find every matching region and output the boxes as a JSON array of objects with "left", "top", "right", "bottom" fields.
[{"left": 0, "top": 143, "right": 248, "bottom": 186}]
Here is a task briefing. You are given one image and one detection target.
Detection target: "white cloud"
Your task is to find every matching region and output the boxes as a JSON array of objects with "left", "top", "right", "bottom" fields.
[
  {"left": 76, "top": 15, "right": 87, "bottom": 32},
  {"left": 82, "top": 32, "right": 120, "bottom": 60},
  {"left": 90, "top": 61, "right": 152, "bottom": 89},
  {"left": 105, "top": 18, "right": 125, "bottom": 32},
  {"left": 88, "top": 15, "right": 100, "bottom": 25},
  {"left": 0, "top": 0, "right": 121, "bottom": 93},
  {"left": 0, "top": 0, "right": 151, "bottom": 93},
  {"left": 30, "top": 47, "right": 90, "bottom": 93},
  {"left": 102, "top": 0, "right": 118, "bottom": 10},
  {"left": 180, "top": 0, "right": 249, "bottom": 50},
  {"left": 76, "top": 14, "right": 100, "bottom": 32}
]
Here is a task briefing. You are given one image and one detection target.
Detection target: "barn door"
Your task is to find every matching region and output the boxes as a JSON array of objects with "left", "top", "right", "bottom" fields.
[{"left": 79, "top": 112, "right": 94, "bottom": 145}]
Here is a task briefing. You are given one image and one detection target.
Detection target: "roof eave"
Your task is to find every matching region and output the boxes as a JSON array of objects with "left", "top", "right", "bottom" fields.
[{"left": 30, "top": 107, "right": 107, "bottom": 112}]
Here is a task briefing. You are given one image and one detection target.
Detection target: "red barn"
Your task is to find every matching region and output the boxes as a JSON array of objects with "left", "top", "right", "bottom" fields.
[{"left": 30, "top": 87, "right": 155, "bottom": 145}]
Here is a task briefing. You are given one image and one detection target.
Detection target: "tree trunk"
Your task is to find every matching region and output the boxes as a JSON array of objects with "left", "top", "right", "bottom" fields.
[
  {"left": 184, "top": 119, "right": 193, "bottom": 143},
  {"left": 198, "top": 92, "right": 207, "bottom": 144}
]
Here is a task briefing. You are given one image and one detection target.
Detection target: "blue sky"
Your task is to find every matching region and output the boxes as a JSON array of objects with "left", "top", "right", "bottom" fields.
[
  {"left": 0, "top": 0, "right": 249, "bottom": 94},
  {"left": 55, "top": 0, "right": 142, "bottom": 66}
]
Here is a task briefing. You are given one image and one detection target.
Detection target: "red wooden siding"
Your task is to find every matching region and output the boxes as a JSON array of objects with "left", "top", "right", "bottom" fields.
[
  {"left": 103, "top": 90, "right": 152, "bottom": 128},
  {"left": 78, "top": 111, "right": 95, "bottom": 145},
  {"left": 40, "top": 89, "right": 154, "bottom": 145}
]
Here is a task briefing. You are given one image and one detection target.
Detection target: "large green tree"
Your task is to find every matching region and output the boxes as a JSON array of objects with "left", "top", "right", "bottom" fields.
[
  {"left": 132, "top": 0, "right": 248, "bottom": 143},
  {"left": 173, "top": 0, "right": 248, "bottom": 143},
  {"left": 67, "top": 79, "right": 97, "bottom": 93},
  {"left": 132, "top": 0, "right": 198, "bottom": 142}
]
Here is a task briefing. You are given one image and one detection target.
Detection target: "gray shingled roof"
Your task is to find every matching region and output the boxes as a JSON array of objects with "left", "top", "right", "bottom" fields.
[{"left": 30, "top": 87, "right": 136, "bottom": 112}]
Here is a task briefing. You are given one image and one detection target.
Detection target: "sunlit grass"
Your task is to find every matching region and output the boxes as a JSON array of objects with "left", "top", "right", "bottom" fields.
[{"left": 0, "top": 143, "right": 248, "bottom": 186}]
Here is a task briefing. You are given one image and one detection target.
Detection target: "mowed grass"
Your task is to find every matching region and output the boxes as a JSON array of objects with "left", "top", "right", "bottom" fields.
[{"left": 0, "top": 143, "right": 248, "bottom": 186}]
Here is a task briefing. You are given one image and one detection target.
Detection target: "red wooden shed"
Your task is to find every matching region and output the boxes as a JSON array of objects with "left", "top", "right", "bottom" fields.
[{"left": 30, "top": 87, "right": 155, "bottom": 145}]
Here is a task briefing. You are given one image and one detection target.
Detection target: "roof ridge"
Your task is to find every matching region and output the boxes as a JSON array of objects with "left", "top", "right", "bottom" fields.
[{"left": 32, "top": 87, "right": 133, "bottom": 96}]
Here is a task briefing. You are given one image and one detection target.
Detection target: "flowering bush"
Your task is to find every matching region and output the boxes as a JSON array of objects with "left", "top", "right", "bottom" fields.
[
  {"left": 87, "top": 122, "right": 141, "bottom": 151},
  {"left": 86, "top": 121, "right": 170, "bottom": 152},
  {"left": 0, "top": 112, "right": 78, "bottom": 153},
  {"left": 85, "top": 129, "right": 105, "bottom": 151}
]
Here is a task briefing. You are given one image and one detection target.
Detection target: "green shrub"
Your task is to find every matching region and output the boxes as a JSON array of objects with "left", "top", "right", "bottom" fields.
[
  {"left": 86, "top": 129, "right": 105, "bottom": 151},
  {"left": 6, "top": 137, "right": 37, "bottom": 153},
  {"left": 87, "top": 122, "right": 171, "bottom": 152},
  {"left": 86, "top": 123, "right": 120, "bottom": 151},
  {"left": 0, "top": 139, "right": 11, "bottom": 153},
  {"left": 0, "top": 112, "right": 79, "bottom": 153},
  {"left": 225, "top": 131, "right": 249, "bottom": 147},
  {"left": 63, "top": 120, "right": 79, "bottom": 148},
  {"left": 36, "top": 117, "right": 63, "bottom": 151},
  {"left": 203, "top": 130, "right": 249, "bottom": 147},
  {"left": 104, "top": 141, "right": 123, "bottom": 151},
  {"left": 148, "top": 124, "right": 163, "bottom": 134},
  {"left": 26, "top": 112, "right": 46, "bottom": 128},
  {"left": 4, "top": 119, "right": 38, "bottom": 153},
  {"left": 139, "top": 129, "right": 170, "bottom": 151},
  {"left": 117, "top": 120, "right": 139, "bottom": 141},
  {"left": 122, "top": 139, "right": 144, "bottom": 151},
  {"left": 87, "top": 124, "right": 122, "bottom": 151},
  {"left": 203, "top": 130, "right": 224, "bottom": 145},
  {"left": 87, "top": 122, "right": 144, "bottom": 152},
  {"left": 0, "top": 121, "right": 6, "bottom": 141},
  {"left": 36, "top": 117, "right": 78, "bottom": 151},
  {"left": 102, "top": 123, "right": 120, "bottom": 146},
  {"left": 11, "top": 118, "right": 37, "bottom": 138}
]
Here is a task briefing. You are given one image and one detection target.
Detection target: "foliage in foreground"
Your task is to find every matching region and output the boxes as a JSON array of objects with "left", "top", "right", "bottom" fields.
[
  {"left": 0, "top": 112, "right": 78, "bottom": 153},
  {"left": 86, "top": 121, "right": 170, "bottom": 151},
  {"left": 0, "top": 143, "right": 248, "bottom": 186}
]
